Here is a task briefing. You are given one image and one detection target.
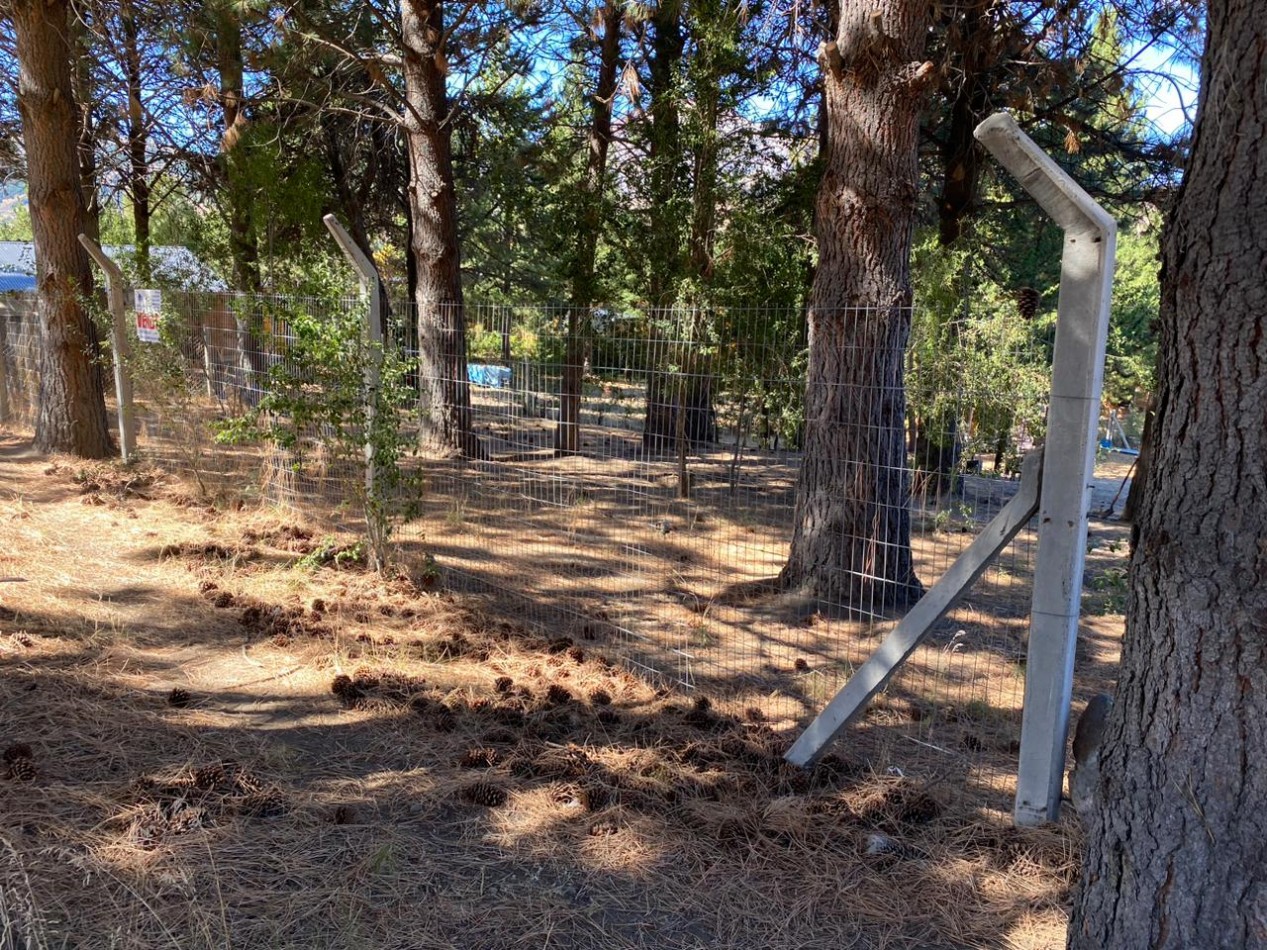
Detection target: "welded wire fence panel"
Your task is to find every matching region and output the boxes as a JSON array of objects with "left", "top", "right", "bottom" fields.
[
  {"left": 2, "top": 285, "right": 1050, "bottom": 809},
  {"left": 377, "top": 297, "right": 1048, "bottom": 808},
  {"left": 0, "top": 296, "right": 41, "bottom": 429}
]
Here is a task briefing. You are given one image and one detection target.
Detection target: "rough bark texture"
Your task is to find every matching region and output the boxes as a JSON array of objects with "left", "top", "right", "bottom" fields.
[
  {"left": 1068, "top": 3, "right": 1267, "bottom": 946},
  {"left": 780, "top": 0, "right": 931, "bottom": 610},
  {"left": 401, "top": 0, "right": 481, "bottom": 459},
  {"left": 12, "top": 0, "right": 114, "bottom": 459},
  {"left": 556, "top": 1, "right": 621, "bottom": 455},
  {"left": 1121, "top": 394, "right": 1154, "bottom": 523}
]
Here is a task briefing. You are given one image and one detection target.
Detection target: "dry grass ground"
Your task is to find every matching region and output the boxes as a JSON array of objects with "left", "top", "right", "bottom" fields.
[{"left": 0, "top": 431, "right": 1123, "bottom": 949}]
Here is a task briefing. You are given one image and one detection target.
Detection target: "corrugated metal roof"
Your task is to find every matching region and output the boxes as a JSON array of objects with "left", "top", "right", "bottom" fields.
[
  {"left": 0, "top": 241, "right": 225, "bottom": 291},
  {"left": 0, "top": 273, "right": 36, "bottom": 293}
]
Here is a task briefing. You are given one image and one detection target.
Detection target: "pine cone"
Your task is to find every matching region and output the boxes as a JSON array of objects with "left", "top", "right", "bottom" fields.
[
  {"left": 1017, "top": 287, "right": 1041, "bottom": 320},
  {"left": 459, "top": 747, "right": 499, "bottom": 769},
  {"left": 493, "top": 676, "right": 514, "bottom": 695},
  {"left": 566, "top": 646, "right": 585, "bottom": 664},
  {"left": 546, "top": 684, "right": 573, "bottom": 706},
  {"left": 588, "top": 689, "right": 612, "bottom": 706},
  {"left": 168, "top": 687, "right": 191, "bottom": 708},
  {"left": 193, "top": 762, "right": 228, "bottom": 790},
  {"left": 461, "top": 782, "right": 507, "bottom": 807},
  {"left": 7, "top": 758, "right": 36, "bottom": 781},
  {"left": 3, "top": 743, "right": 33, "bottom": 764}
]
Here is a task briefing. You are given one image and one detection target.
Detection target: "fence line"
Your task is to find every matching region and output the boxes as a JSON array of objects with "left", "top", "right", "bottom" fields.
[{"left": 0, "top": 289, "right": 1048, "bottom": 809}]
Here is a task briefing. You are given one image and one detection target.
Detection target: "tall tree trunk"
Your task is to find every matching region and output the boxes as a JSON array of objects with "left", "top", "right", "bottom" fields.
[
  {"left": 214, "top": 3, "right": 259, "bottom": 293},
  {"left": 556, "top": 1, "right": 622, "bottom": 454},
  {"left": 213, "top": 2, "right": 266, "bottom": 403},
  {"left": 12, "top": 0, "right": 114, "bottom": 459},
  {"left": 121, "top": 0, "right": 151, "bottom": 281},
  {"left": 645, "top": 0, "right": 686, "bottom": 306},
  {"left": 401, "top": 0, "right": 481, "bottom": 459},
  {"left": 1069, "top": 3, "right": 1267, "bottom": 945},
  {"left": 779, "top": 1, "right": 933, "bottom": 610},
  {"left": 642, "top": 0, "right": 716, "bottom": 454},
  {"left": 70, "top": 5, "right": 100, "bottom": 247}
]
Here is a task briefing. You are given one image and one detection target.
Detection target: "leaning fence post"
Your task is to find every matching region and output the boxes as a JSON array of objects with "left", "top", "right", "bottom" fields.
[
  {"left": 78, "top": 235, "right": 136, "bottom": 462},
  {"left": 974, "top": 112, "right": 1117, "bottom": 826},
  {"left": 322, "top": 215, "right": 385, "bottom": 553}
]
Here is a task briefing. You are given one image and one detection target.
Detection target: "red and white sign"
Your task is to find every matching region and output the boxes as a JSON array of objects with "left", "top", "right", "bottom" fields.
[{"left": 134, "top": 289, "right": 162, "bottom": 343}]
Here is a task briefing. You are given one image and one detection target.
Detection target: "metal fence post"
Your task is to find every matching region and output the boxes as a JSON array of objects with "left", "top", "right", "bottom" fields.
[
  {"left": 973, "top": 112, "right": 1117, "bottom": 826},
  {"left": 322, "top": 214, "right": 384, "bottom": 525},
  {"left": 78, "top": 236, "right": 136, "bottom": 462}
]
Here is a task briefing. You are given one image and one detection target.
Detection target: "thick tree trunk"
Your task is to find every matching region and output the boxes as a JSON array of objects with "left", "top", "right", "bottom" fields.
[
  {"left": 12, "top": 0, "right": 114, "bottom": 459},
  {"left": 401, "top": 0, "right": 481, "bottom": 459},
  {"left": 214, "top": 5, "right": 260, "bottom": 294},
  {"left": 556, "top": 1, "right": 621, "bottom": 455},
  {"left": 779, "top": 1, "right": 932, "bottom": 610},
  {"left": 1069, "top": 3, "right": 1267, "bottom": 945}
]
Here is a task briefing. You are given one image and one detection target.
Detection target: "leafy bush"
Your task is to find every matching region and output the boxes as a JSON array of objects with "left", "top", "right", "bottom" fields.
[{"left": 216, "top": 302, "right": 420, "bottom": 572}]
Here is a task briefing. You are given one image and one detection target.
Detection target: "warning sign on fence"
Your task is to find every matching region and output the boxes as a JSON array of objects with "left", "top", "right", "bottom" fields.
[{"left": 134, "top": 289, "right": 162, "bottom": 343}]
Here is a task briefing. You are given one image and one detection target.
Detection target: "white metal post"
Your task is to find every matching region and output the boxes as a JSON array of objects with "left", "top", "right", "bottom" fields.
[
  {"left": 78, "top": 235, "right": 136, "bottom": 462},
  {"left": 322, "top": 214, "right": 385, "bottom": 519},
  {"left": 973, "top": 113, "right": 1117, "bottom": 826}
]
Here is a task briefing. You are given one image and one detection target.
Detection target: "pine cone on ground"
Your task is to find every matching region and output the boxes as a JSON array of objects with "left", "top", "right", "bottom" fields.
[
  {"left": 3, "top": 743, "right": 33, "bottom": 764},
  {"left": 168, "top": 687, "right": 191, "bottom": 708},
  {"left": 461, "top": 782, "right": 507, "bottom": 807}
]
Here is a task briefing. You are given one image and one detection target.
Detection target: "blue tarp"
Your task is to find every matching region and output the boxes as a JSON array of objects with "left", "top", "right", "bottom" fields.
[{"left": 468, "top": 363, "right": 512, "bottom": 388}]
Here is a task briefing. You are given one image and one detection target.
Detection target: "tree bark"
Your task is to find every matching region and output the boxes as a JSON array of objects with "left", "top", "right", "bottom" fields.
[
  {"left": 212, "top": 2, "right": 266, "bottom": 403},
  {"left": 121, "top": 0, "right": 151, "bottom": 281},
  {"left": 780, "top": 1, "right": 932, "bottom": 610},
  {"left": 214, "top": 4, "right": 259, "bottom": 293},
  {"left": 12, "top": 0, "right": 114, "bottom": 459},
  {"left": 401, "top": 0, "right": 481, "bottom": 459},
  {"left": 556, "top": 0, "right": 621, "bottom": 455},
  {"left": 70, "top": 5, "right": 100, "bottom": 247},
  {"left": 1120, "top": 393, "right": 1154, "bottom": 523},
  {"left": 1069, "top": 3, "right": 1267, "bottom": 945}
]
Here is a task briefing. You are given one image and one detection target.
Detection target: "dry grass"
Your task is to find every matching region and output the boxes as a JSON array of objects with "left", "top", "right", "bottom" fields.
[{"left": 0, "top": 431, "right": 1106, "bottom": 949}]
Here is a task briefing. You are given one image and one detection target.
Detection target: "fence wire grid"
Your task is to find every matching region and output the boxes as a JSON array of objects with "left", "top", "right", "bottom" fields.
[{"left": 1, "top": 288, "right": 1052, "bottom": 809}]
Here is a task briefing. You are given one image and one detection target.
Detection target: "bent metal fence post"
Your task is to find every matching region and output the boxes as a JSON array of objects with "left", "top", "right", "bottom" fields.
[
  {"left": 782, "top": 112, "right": 1116, "bottom": 827},
  {"left": 79, "top": 235, "right": 136, "bottom": 462},
  {"left": 323, "top": 214, "right": 384, "bottom": 518}
]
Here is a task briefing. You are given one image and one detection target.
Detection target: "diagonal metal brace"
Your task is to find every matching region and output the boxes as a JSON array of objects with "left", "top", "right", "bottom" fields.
[{"left": 785, "top": 449, "right": 1045, "bottom": 768}]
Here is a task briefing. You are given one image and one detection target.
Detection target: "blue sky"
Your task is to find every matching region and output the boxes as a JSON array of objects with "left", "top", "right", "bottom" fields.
[{"left": 1128, "top": 41, "right": 1200, "bottom": 137}]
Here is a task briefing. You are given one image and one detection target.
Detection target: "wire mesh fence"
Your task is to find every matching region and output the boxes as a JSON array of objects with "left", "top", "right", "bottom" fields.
[{"left": 0, "top": 287, "right": 1052, "bottom": 809}]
